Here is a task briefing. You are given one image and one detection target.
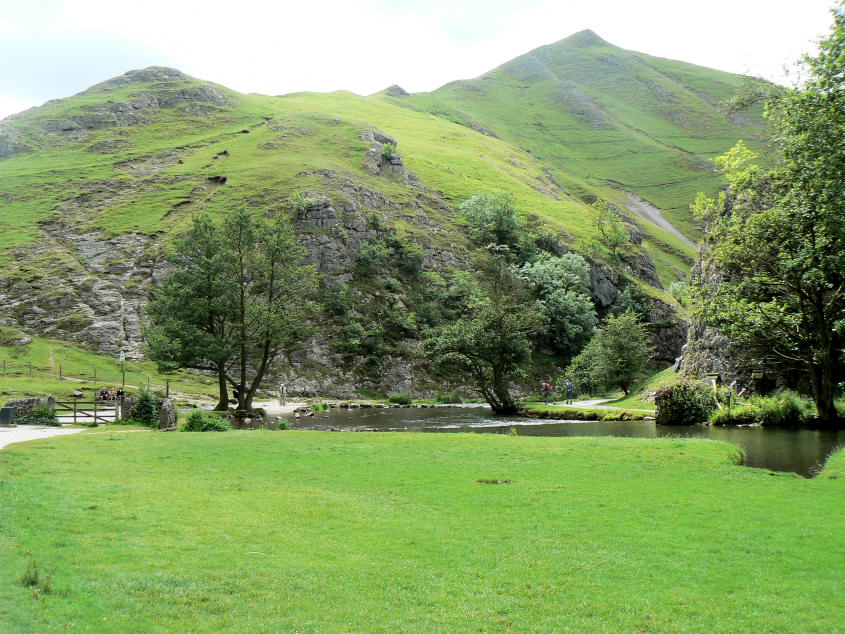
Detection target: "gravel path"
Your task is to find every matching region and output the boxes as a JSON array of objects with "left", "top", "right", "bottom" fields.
[{"left": 0, "top": 426, "right": 84, "bottom": 451}]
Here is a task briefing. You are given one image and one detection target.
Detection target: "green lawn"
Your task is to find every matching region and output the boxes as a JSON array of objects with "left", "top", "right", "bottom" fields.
[{"left": 1, "top": 430, "right": 842, "bottom": 631}]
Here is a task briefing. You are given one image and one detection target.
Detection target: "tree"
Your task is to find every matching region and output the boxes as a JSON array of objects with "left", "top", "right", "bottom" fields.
[
  {"left": 420, "top": 253, "right": 547, "bottom": 413},
  {"left": 458, "top": 193, "right": 528, "bottom": 256},
  {"left": 145, "top": 214, "right": 233, "bottom": 410},
  {"left": 145, "top": 209, "right": 317, "bottom": 411},
  {"left": 691, "top": 4, "right": 845, "bottom": 424},
  {"left": 564, "top": 309, "right": 653, "bottom": 396},
  {"left": 518, "top": 253, "right": 597, "bottom": 358}
]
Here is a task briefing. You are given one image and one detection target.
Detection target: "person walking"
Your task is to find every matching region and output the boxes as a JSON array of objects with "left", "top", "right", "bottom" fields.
[
  {"left": 278, "top": 382, "right": 287, "bottom": 406},
  {"left": 565, "top": 378, "right": 575, "bottom": 405},
  {"left": 541, "top": 380, "right": 552, "bottom": 404}
]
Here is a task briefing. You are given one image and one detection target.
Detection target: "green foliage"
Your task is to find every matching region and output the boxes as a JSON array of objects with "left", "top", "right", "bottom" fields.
[
  {"left": 180, "top": 409, "right": 230, "bottom": 432},
  {"left": 710, "top": 390, "right": 815, "bottom": 427},
  {"left": 277, "top": 418, "right": 290, "bottom": 430},
  {"left": 564, "top": 309, "right": 654, "bottom": 395},
  {"left": 692, "top": 12, "right": 845, "bottom": 423},
  {"left": 357, "top": 239, "right": 390, "bottom": 277},
  {"left": 133, "top": 387, "right": 158, "bottom": 425},
  {"left": 145, "top": 210, "right": 318, "bottom": 411},
  {"left": 387, "top": 392, "right": 412, "bottom": 405},
  {"left": 319, "top": 280, "right": 352, "bottom": 316},
  {"left": 18, "top": 402, "right": 59, "bottom": 426},
  {"left": 458, "top": 193, "right": 526, "bottom": 254},
  {"left": 654, "top": 379, "right": 717, "bottom": 425},
  {"left": 381, "top": 142, "right": 397, "bottom": 160},
  {"left": 289, "top": 193, "right": 314, "bottom": 214},
  {"left": 420, "top": 254, "right": 548, "bottom": 413},
  {"left": 591, "top": 200, "right": 629, "bottom": 260},
  {"left": 435, "top": 391, "right": 463, "bottom": 404},
  {"left": 519, "top": 253, "right": 597, "bottom": 358}
]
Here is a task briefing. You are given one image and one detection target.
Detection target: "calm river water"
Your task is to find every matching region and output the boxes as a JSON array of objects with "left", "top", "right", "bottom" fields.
[{"left": 295, "top": 406, "right": 845, "bottom": 477}]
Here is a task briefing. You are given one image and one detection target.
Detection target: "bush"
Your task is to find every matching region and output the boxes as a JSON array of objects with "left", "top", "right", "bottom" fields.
[
  {"left": 710, "top": 390, "right": 814, "bottom": 427},
  {"left": 357, "top": 240, "right": 390, "bottom": 277},
  {"left": 277, "top": 418, "right": 290, "bottom": 430},
  {"left": 18, "top": 402, "right": 59, "bottom": 426},
  {"left": 180, "top": 409, "right": 230, "bottom": 432},
  {"left": 132, "top": 387, "right": 157, "bottom": 426},
  {"left": 381, "top": 142, "right": 396, "bottom": 160},
  {"left": 436, "top": 392, "right": 463, "bottom": 404},
  {"left": 655, "top": 379, "right": 717, "bottom": 426},
  {"left": 387, "top": 392, "right": 412, "bottom": 405}
]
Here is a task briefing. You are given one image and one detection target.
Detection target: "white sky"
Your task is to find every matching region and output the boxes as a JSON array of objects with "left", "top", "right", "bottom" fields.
[{"left": 0, "top": 0, "right": 837, "bottom": 121}]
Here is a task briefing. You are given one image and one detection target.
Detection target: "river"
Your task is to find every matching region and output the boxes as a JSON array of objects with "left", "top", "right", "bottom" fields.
[{"left": 294, "top": 406, "right": 845, "bottom": 477}]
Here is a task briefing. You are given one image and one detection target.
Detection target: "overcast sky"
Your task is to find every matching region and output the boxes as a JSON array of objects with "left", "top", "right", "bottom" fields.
[{"left": 0, "top": 0, "right": 837, "bottom": 121}]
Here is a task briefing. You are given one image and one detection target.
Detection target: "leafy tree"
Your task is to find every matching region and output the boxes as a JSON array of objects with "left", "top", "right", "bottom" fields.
[
  {"left": 564, "top": 309, "right": 653, "bottom": 395},
  {"left": 144, "top": 214, "right": 233, "bottom": 410},
  {"left": 145, "top": 209, "right": 317, "bottom": 411},
  {"left": 691, "top": 5, "right": 845, "bottom": 423},
  {"left": 420, "top": 254, "right": 547, "bottom": 413},
  {"left": 584, "top": 200, "right": 629, "bottom": 261},
  {"left": 519, "top": 253, "right": 597, "bottom": 358},
  {"left": 458, "top": 193, "right": 526, "bottom": 254}
]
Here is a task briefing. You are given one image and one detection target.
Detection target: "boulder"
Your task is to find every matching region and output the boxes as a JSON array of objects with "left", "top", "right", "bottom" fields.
[{"left": 157, "top": 399, "right": 177, "bottom": 431}]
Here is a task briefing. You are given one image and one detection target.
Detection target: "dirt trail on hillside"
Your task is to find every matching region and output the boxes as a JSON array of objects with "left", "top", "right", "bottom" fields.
[{"left": 623, "top": 191, "right": 696, "bottom": 249}]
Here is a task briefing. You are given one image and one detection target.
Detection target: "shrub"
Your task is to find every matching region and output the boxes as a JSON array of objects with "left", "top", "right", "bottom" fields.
[
  {"left": 387, "top": 392, "right": 412, "bottom": 405},
  {"left": 655, "top": 379, "right": 717, "bottom": 425},
  {"left": 381, "top": 142, "right": 396, "bottom": 160},
  {"left": 18, "top": 402, "right": 59, "bottom": 426},
  {"left": 277, "top": 418, "right": 290, "bottom": 430},
  {"left": 710, "top": 390, "right": 814, "bottom": 427},
  {"left": 181, "top": 409, "right": 230, "bottom": 432},
  {"left": 436, "top": 392, "right": 463, "bottom": 404},
  {"left": 132, "top": 387, "right": 158, "bottom": 426},
  {"left": 357, "top": 240, "right": 390, "bottom": 277}
]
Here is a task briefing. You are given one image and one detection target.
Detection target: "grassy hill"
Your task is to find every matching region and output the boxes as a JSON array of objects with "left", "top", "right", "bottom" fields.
[{"left": 0, "top": 35, "right": 768, "bottom": 391}]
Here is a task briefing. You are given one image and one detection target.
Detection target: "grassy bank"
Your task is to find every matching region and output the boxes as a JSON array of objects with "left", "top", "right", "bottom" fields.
[
  {"left": 521, "top": 403, "right": 650, "bottom": 420},
  {"left": 1, "top": 431, "right": 843, "bottom": 631}
]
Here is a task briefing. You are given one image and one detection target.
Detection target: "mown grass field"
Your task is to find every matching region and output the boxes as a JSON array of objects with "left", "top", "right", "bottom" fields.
[{"left": 1, "top": 430, "right": 842, "bottom": 631}]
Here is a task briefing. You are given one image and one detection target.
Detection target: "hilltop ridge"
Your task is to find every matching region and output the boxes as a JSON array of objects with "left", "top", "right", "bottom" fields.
[{"left": 0, "top": 33, "right": 767, "bottom": 394}]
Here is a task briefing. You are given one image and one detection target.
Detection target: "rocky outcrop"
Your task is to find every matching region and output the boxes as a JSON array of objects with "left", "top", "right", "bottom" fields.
[
  {"left": 157, "top": 399, "right": 177, "bottom": 431},
  {"left": 294, "top": 195, "right": 337, "bottom": 229}
]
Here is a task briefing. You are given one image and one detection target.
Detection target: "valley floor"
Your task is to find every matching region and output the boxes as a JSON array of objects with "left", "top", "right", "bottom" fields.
[{"left": 1, "top": 430, "right": 842, "bottom": 631}]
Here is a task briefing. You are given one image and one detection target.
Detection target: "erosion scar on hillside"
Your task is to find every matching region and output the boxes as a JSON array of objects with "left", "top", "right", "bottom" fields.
[{"left": 623, "top": 191, "right": 696, "bottom": 249}]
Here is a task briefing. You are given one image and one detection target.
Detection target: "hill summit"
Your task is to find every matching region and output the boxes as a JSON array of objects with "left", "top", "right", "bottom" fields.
[{"left": 0, "top": 32, "right": 767, "bottom": 395}]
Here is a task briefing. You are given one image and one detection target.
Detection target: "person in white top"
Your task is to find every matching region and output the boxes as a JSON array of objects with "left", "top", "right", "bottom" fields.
[{"left": 278, "top": 382, "right": 287, "bottom": 406}]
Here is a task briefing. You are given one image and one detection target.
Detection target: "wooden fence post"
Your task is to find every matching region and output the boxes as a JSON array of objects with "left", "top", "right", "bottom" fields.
[
  {"left": 93, "top": 400, "right": 98, "bottom": 425},
  {"left": 73, "top": 398, "right": 77, "bottom": 425},
  {"left": 166, "top": 380, "right": 170, "bottom": 398},
  {"left": 59, "top": 364, "right": 62, "bottom": 380},
  {"left": 94, "top": 367, "right": 97, "bottom": 380}
]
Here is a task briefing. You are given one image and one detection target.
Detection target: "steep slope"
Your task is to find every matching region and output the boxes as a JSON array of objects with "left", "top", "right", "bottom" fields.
[
  {"left": 0, "top": 35, "right": 766, "bottom": 394},
  {"left": 390, "top": 30, "right": 767, "bottom": 243}
]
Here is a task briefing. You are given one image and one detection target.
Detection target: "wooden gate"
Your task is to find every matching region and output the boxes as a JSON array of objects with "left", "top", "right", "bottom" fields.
[{"left": 54, "top": 400, "right": 119, "bottom": 425}]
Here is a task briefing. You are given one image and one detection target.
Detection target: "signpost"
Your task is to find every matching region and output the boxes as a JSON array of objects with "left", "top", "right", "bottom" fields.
[{"left": 120, "top": 350, "right": 125, "bottom": 387}]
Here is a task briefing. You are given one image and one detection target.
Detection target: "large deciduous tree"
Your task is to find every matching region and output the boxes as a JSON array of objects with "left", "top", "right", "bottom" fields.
[
  {"left": 692, "top": 4, "right": 845, "bottom": 424},
  {"left": 420, "top": 253, "right": 547, "bottom": 414},
  {"left": 564, "top": 309, "right": 653, "bottom": 396},
  {"left": 145, "top": 209, "right": 317, "bottom": 411}
]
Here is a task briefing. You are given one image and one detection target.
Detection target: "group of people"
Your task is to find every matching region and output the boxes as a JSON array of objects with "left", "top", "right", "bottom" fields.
[
  {"left": 540, "top": 379, "right": 575, "bottom": 404},
  {"left": 98, "top": 386, "right": 124, "bottom": 400}
]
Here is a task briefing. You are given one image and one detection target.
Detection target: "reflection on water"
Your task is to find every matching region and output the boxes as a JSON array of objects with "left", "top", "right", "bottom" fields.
[{"left": 297, "top": 406, "right": 845, "bottom": 478}]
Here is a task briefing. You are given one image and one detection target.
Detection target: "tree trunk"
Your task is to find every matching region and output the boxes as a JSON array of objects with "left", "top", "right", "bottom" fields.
[
  {"left": 490, "top": 366, "right": 517, "bottom": 414},
  {"left": 214, "top": 368, "right": 228, "bottom": 411},
  {"left": 811, "top": 358, "right": 838, "bottom": 425}
]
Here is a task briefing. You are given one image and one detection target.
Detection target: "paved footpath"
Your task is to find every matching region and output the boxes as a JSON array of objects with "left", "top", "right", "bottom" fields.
[{"left": 0, "top": 426, "right": 84, "bottom": 451}]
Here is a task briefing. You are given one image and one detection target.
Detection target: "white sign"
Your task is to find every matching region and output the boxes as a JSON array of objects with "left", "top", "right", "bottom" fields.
[{"left": 119, "top": 351, "right": 125, "bottom": 362}]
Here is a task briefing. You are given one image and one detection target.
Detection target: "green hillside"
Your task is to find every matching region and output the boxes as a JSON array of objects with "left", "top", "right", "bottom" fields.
[
  {"left": 0, "top": 35, "right": 768, "bottom": 391},
  {"left": 392, "top": 30, "right": 768, "bottom": 240}
]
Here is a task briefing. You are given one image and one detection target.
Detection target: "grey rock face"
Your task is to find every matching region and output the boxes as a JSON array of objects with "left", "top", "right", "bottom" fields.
[
  {"left": 294, "top": 194, "right": 337, "bottom": 228},
  {"left": 589, "top": 262, "right": 619, "bottom": 308}
]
